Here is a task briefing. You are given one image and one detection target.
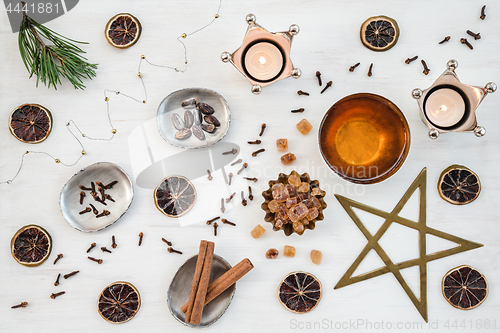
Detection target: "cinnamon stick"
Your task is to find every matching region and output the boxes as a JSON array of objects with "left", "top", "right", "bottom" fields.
[
  {"left": 181, "top": 258, "right": 254, "bottom": 313},
  {"left": 188, "top": 241, "right": 215, "bottom": 325},
  {"left": 183, "top": 240, "right": 208, "bottom": 323}
]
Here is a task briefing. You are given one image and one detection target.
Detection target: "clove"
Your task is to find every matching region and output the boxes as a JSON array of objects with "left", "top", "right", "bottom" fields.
[
  {"left": 86, "top": 242, "right": 96, "bottom": 253},
  {"left": 96, "top": 210, "right": 110, "bottom": 218},
  {"left": 466, "top": 30, "right": 481, "bottom": 40},
  {"left": 244, "top": 177, "right": 258, "bottom": 182},
  {"left": 101, "top": 247, "right": 112, "bottom": 253},
  {"left": 460, "top": 38, "right": 473, "bottom": 50},
  {"left": 89, "top": 203, "right": 98, "bottom": 215},
  {"left": 11, "top": 302, "right": 28, "bottom": 309},
  {"left": 79, "top": 191, "right": 85, "bottom": 205},
  {"left": 53, "top": 254, "right": 63, "bottom": 265},
  {"left": 213, "top": 222, "right": 218, "bottom": 236},
  {"left": 222, "top": 148, "right": 238, "bottom": 155},
  {"left": 88, "top": 256, "right": 103, "bottom": 264},
  {"left": 91, "top": 182, "right": 96, "bottom": 193},
  {"left": 104, "top": 194, "right": 115, "bottom": 202},
  {"left": 349, "top": 62, "right": 360, "bottom": 72},
  {"left": 50, "top": 291, "right": 65, "bottom": 299},
  {"left": 297, "top": 90, "right": 310, "bottom": 96},
  {"left": 367, "top": 63, "right": 373, "bottom": 77},
  {"left": 79, "top": 207, "right": 91, "bottom": 215},
  {"left": 320, "top": 81, "right": 332, "bottom": 94},
  {"left": 291, "top": 108, "right": 305, "bottom": 113},
  {"left": 316, "top": 71, "right": 322, "bottom": 86},
  {"left": 231, "top": 159, "right": 242, "bottom": 166},
  {"left": 79, "top": 185, "right": 91, "bottom": 191},
  {"left": 63, "top": 270, "right": 79, "bottom": 279},
  {"left": 221, "top": 198, "right": 225, "bottom": 213},
  {"left": 247, "top": 140, "right": 261, "bottom": 144},
  {"left": 226, "top": 192, "right": 236, "bottom": 203},
  {"left": 259, "top": 123, "right": 266, "bottom": 136},
  {"left": 248, "top": 186, "right": 254, "bottom": 200},
  {"left": 439, "top": 36, "right": 451, "bottom": 44},
  {"left": 480, "top": 5, "right": 486, "bottom": 20},
  {"left": 104, "top": 180, "right": 118, "bottom": 189},
  {"left": 237, "top": 163, "right": 248, "bottom": 175},
  {"left": 206, "top": 216, "right": 220, "bottom": 225},
  {"left": 405, "top": 56, "right": 418, "bottom": 64},
  {"left": 207, "top": 169, "right": 213, "bottom": 181},
  {"left": 138, "top": 232, "right": 144, "bottom": 246},
  {"left": 162, "top": 238, "right": 172, "bottom": 246},
  {"left": 167, "top": 247, "right": 183, "bottom": 254},
  {"left": 241, "top": 191, "right": 247, "bottom": 206},
  {"left": 111, "top": 235, "right": 117, "bottom": 249},
  {"left": 222, "top": 218, "right": 236, "bottom": 226},
  {"left": 54, "top": 273, "right": 61, "bottom": 286},
  {"left": 228, "top": 173, "right": 233, "bottom": 186},
  {"left": 421, "top": 60, "right": 431, "bottom": 75},
  {"left": 252, "top": 149, "right": 265, "bottom": 157}
]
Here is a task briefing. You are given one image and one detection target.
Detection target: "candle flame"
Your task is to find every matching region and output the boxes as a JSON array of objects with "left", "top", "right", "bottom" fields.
[
  {"left": 440, "top": 105, "right": 448, "bottom": 112},
  {"left": 259, "top": 56, "right": 266, "bottom": 64}
]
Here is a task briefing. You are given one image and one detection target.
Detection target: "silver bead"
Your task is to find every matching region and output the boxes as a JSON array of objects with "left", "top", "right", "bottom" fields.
[
  {"left": 289, "top": 24, "right": 300, "bottom": 35},
  {"left": 485, "top": 82, "right": 497, "bottom": 94},
  {"left": 251, "top": 84, "right": 262, "bottom": 94},
  {"left": 221, "top": 52, "right": 231, "bottom": 63},
  {"left": 412, "top": 88, "right": 423, "bottom": 99},
  {"left": 474, "top": 126, "right": 486, "bottom": 137},
  {"left": 246, "top": 14, "right": 256, "bottom": 24},
  {"left": 6, "top": 180, "right": 12, "bottom": 184},
  {"left": 447, "top": 59, "right": 458, "bottom": 70},
  {"left": 291, "top": 68, "right": 301, "bottom": 79},
  {"left": 429, "top": 129, "right": 439, "bottom": 139}
]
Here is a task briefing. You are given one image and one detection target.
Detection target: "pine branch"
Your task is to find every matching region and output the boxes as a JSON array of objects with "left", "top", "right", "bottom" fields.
[{"left": 18, "top": 2, "right": 97, "bottom": 90}]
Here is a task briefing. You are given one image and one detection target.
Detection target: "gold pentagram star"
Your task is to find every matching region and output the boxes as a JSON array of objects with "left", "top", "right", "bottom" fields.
[{"left": 334, "top": 168, "right": 483, "bottom": 322}]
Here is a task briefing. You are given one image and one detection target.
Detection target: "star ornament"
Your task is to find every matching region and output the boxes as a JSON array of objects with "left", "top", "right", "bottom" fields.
[{"left": 334, "top": 168, "right": 483, "bottom": 322}]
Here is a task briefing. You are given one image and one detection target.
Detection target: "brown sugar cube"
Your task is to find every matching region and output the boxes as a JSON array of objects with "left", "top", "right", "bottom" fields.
[
  {"left": 266, "top": 248, "right": 279, "bottom": 259},
  {"left": 310, "top": 250, "right": 322, "bottom": 265},
  {"left": 281, "top": 153, "right": 296, "bottom": 165},
  {"left": 251, "top": 224, "right": 266, "bottom": 239},
  {"left": 296, "top": 119, "right": 313, "bottom": 135},
  {"left": 283, "top": 245, "right": 296, "bottom": 257},
  {"left": 276, "top": 138, "right": 288, "bottom": 152}
]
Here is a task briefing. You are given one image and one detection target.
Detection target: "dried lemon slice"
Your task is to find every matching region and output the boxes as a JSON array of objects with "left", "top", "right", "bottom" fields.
[
  {"left": 438, "top": 165, "right": 481, "bottom": 205},
  {"left": 278, "top": 271, "right": 322, "bottom": 313},
  {"left": 442, "top": 265, "right": 487, "bottom": 310},
  {"left": 98, "top": 281, "right": 141, "bottom": 323},
  {"left": 360, "top": 15, "right": 399, "bottom": 52},
  {"left": 11, "top": 225, "right": 52, "bottom": 267},
  {"left": 154, "top": 175, "right": 197, "bottom": 218},
  {"left": 9, "top": 104, "right": 52, "bottom": 144},
  {"left": 105, "top": 13, "right": 142, "bottom": 49}
]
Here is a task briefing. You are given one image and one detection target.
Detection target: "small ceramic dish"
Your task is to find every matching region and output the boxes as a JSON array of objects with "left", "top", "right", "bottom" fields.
[
  {"left": 167, "top": 254, "right": 236, "bottom": 327},
  {"left": 59, "top": 162, "right": 133, "bottom": 232},
  {"left": 157, "top": 88, "right": 230, "bottom": 149}
]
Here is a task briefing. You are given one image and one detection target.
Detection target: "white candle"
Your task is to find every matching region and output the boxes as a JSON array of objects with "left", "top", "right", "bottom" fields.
[
  {"left": 424, "top": 88, "right": 466, "bottom": 127},
  {"left": 244, "top": 42, "right": 283, "bottom": 81}
]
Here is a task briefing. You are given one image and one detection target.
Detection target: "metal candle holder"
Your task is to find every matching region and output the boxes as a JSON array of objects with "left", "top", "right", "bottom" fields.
[
  {"left": 412, "top": 60, "right": 496, "bottom": 139},
  {"left": 221, "top": 14, "right": 301, "bottom": 94}
]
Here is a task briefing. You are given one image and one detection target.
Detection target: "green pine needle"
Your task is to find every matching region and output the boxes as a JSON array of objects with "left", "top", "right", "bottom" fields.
[{"left": 18, "top": 9, "right": 98, "bottom": 90}]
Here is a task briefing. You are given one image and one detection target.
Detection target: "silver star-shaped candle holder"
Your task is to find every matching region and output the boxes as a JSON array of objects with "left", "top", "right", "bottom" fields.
[
  {"left": 221, "top": 14, "right": 301, "bottom": 94},
  {"left": 412, "top": 60, "right": 496, "bottom": 139}
]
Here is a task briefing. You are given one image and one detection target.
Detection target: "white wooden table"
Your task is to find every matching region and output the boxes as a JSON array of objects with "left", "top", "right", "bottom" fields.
[{"left": 0, "top": 1, "right": 498, "bottom": 332}]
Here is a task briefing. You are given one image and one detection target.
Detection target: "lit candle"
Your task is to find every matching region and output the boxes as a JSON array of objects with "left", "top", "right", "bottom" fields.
[
  {"left": 244, "top": 41, "right": 284, "bottom": 81},
  {"left": 424, "top": 88, "right": 466, "bottom": 128}
]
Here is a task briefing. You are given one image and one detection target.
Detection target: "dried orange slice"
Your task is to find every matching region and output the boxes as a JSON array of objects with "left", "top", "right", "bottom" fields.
[
  {"left": 9, "top": 104, "right": 52, "bottom": 144},
  {"left": 105, "top": 13, "right": 142, "bottom": 49},
  {"left": 442, "top": 265, "right": 488, "bottom": 310},
  {"left": 98, "top": 281, "right": 141, "bottom": 324},
  {"left": 438, "top": 165, "right": 481, "bottom": 205},
  {"left": 360, "top": 16, "right": 399, "bottom": 52},
  {"left": 11, "top": 225, "right": 52, "bottom": 267},
  {"left": 154, "top": 175, "right": 197, "bottom": 218},
  {"left": 278, "top": 271, "right": 322, "bottom": 313}
]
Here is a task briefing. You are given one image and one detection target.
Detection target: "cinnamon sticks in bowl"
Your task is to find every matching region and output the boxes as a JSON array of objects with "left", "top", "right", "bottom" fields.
[{"left": 181, "top": 240, "right": 254, "bottom": 326}]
